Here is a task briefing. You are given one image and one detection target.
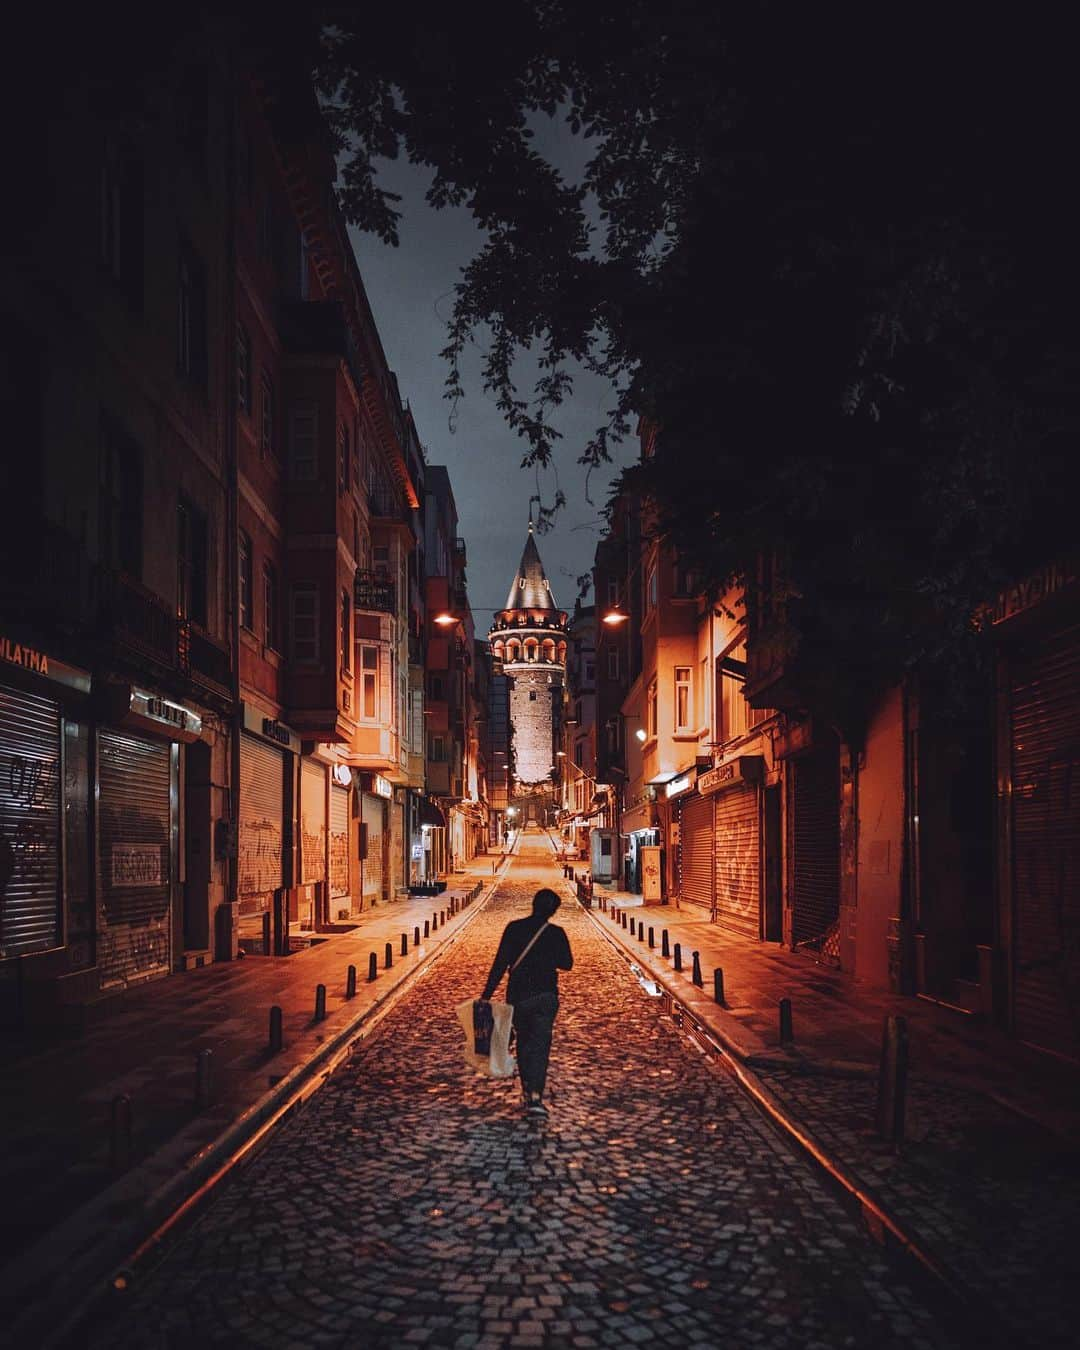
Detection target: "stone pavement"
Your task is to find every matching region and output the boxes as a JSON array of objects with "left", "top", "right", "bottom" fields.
[
  {"left": 79, "top": 832, "right": 952, "bottom": 1349},
  {"left": 591, "top": 884, "right": 1080, "bottom": 1349},
  {"left": 0, "top": 851, "right": 509, "bottom": 1344}
]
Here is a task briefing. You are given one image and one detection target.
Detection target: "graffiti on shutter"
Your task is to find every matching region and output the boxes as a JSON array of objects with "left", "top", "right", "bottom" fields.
[
  {"left": 330, "top": 784, "right": 350, "bottom": 898},
  {"left": 0, "top": 683, "right": 61, "bottom": 958},
  {"left": 238, "top": 734, "right": 284, "bottom": 901},
  {"left": 678, "top": 793, "right": 714, "bottom": 909},
  {"left": 300, "top": 759, "right": 327, "bottom": 883},
  {"left": 714, "top": 783, "right": 760, "bottom": 939}
]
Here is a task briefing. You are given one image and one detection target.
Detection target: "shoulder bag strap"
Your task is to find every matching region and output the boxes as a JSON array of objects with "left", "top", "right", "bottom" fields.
[{"left": 509, "top": 920, "right": 550, "bottom": 973}]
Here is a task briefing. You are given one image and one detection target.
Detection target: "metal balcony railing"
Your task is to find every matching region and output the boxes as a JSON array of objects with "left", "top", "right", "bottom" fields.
[
  {"left": 100, "top": 570, "right": 177, "bottom": 671},
  {"left": 179, "top": 620, "right": 231, "bottom": 697},
  {"left": 354, "top": 568, "right": 396, "bottom": 614}
]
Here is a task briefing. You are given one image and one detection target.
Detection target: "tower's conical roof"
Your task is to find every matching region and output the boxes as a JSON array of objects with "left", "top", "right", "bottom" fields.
[{"left": 504, "top": 521, "right": 558, "bottom": 611}]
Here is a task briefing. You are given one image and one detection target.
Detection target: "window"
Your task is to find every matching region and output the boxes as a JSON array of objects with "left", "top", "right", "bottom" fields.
[
  {"left": 236, "top": 323, "right": 252, "bottom": 414},
  {"left": 647, "top": 679, "right": 658, "bottom": 738},
  {"left": 257, "top": 196, "right": 274, "bottom": 261},
  {"left": 575, "top": 742, "right": 584, "bottom": 767},
  {"left": 299, "top": 229, "right": 311, "bottom": 300},
  {"left": 429, "top": 734, "right": 446, "bottom": 763},
  {"left": 177, "top": 243, "right": 207, "bottom": 386},
  {"left": 99, "top": 414, "right": 142, "bottom": 580},
  {"left": 260, "top": 370, "right": 275, "bottom": 458},
  {"left": 100, "top": 139, "right": 143, "bottom": 307},
  {"left": 352, "top": 510, "right": 360, "bottom": 566},
  {"left": 290, "top": 583, "right": 318, "bottom": 662},
  {"left": 646, "top": 563, "right": 658, "bottom": 611},
  {"left": 352, "top": 418, "right": 362, "bottom": 489},
  {"left": 585, "top": 659, "right": 596, "bottom": 684},
  {"left": 675, "top": 666, "right": 692, "bottom": 731},
  {"left": 239, "top": 531, "right": 253, "bottom": 630},
  {"left": 429, "top": 674, "right": 445, "bottom": 702},
  {"left": 340, "top": 589, "right": 351, "bottom": 673},
  {"left": 338, "top": 422, "right": 350, "bottom": 495},
  {"left": 177, "top": 498, "right": 208, "bottom": 627},
  {"left": 529, "top": 690, "right": 537, "bottom": 702},
  {"left": 288, "top": 402, "right": 317, "bottom": 481},
  {"left": 606, "top": 578, "right": 620, "bottom": 608},
  {"left": 719, "top": 668, "right": 748, "bottom": 743},
  {"left": 607, "top": 647, "right": 620, "bottom": 680},
  {"left": 262, "top": 561, "right": 279, "bottom": 650},
  {"left": 673, "top": 554, "right": 697, "bottom": 597},
  {"left": 359, "top": 645, "right": 378, "bottom": 720}
]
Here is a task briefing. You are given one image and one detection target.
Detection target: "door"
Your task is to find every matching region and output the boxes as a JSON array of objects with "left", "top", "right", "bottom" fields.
[
  {"left": 678, "top": 793, "right": 714, "bottom": 910},
  {"left": 0, "top": 682, "right": 62, "bottom": 959},
  {"left": 764, "top": 785, "right": 783, "bottom": 941},
  {"left": 97, "top": 730, "right": 173, "bottom": 988},
  {"left": 791, "top": 744, "right": 841, "bottom": 959},
  {"left": 714, "top": 783, "right": 760, "bottom": 939},
  {"left": 1008, "top": 620, "right": 1080, "bottom": 1058},
  {"left": 238, "top": 734, "right": 284, "bottom": 949}
]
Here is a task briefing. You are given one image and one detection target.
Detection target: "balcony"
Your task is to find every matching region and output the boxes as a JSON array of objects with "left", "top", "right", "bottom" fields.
[
  {"left": 279, "top": 298, "right": 364, "bottom": 392},
  {"left": 178, "top": 620, "right": 231, "bottom": 699},
  {"left": 99, "top": 571, "right": 177, "bottom": 673},
  {"left": 355, "top": 568, "right": 396, "bottom": 614},
  {"left": 368, "top": 488, "right": 411, "bottom": 526},
  {"left": 744, "top": 620, "right": 804, "bottom": 711},
  {"left": 408, "top": 631, "right": 424, "bottom": 666}
]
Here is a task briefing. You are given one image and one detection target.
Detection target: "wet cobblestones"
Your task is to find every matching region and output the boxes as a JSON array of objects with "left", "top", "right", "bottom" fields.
[{"left": 90, "top": 839, "right": 950, "bottom": 1349}]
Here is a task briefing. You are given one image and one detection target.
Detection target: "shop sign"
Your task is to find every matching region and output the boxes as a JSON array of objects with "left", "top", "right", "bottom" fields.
[
  {"left": 333, "top": 763, "right": 353, "bottom": 787},
  {"left": 364, "top": 773, "right": 392, "bottom": 799},
  {"left": 129, "top": 688, "right": 202, "bottom": 741},
  {"left": 241, "top": 702, "right": 300, "bottom": 754},
  {"left": 111, "top": 843, "right": 163, "bottom": 887},
  {"left": 992, "top": 560, "right": 1079, "bottom": 625},
  {"left": 1, "top": 632, "right": 91, "bottom": 693},
  {"left": 664, "top": 773, "right": 694, "bottom": 799},
  {"left": 411, "top": 842, "right": 423, "bottom": 861},
  {"left": 773, "top": 718, "right": 812, "bottom": 760},
  {"left": 698, "top": 755, "right": 764, "bottom": 795}
]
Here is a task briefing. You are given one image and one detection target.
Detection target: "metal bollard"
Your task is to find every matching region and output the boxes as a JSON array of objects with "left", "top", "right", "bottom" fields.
[
  {"left": 629, "top": 917, "right": 636, "bottom": 937},
  {"left": 110, "top": 1094, "right": 133, "bottom": 1172},
  {"left": 713, "top": 967, "right": 725, "bottom": 1006},
  {"left": 673, "top": 942, "right": 683, "bottom": 972},
  {"left": 401, "top": 932, "right": 408, "bottom": 957},
  {"left": 262, "top": 911, "right": 272, "bottom": 956},
  {"left": 314, "top": 983, "right": 327, "bottom": 1022},
  {"left": 414, "top": 926, "right": 421, "bottom": 947},
  {"left": 424, "top": 919, "right": 430, "bottom": 939},
  {"left": 346, "top": 964, "right": 357, "bottom": 998},
  {"left": 195, "top": 1049, "right": 213, "bottom": 1108},
  {"left": 384, "top": 941, "right": 393, "bottom": 970},
  {"left": 269, "top": 1004, "right": 283, "bottom": 1053},
  {"left": 779, "top": 997, "right": 793, "bottom": 1043},
  {"left": 648, "top": 926, "right": 655, "bottom": 948},
  {"left": 875, "top": 1015, "right": 909, "bottom": 1148},
  {"left": 691, "top": 951, "right": 703, "bottom": 987},
  {"left": 621, "top": 911, "right": 628, "bottom": 929},
  {"left": 432, "top": 912, "right": 438, "bottom": 932},
  {"left": 662, "top": 930, "right": 671, "bottom": 959}
]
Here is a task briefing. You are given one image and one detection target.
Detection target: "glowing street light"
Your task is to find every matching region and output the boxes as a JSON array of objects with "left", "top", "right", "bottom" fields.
[
  {"left": 602, "top": 607, "right": 629, "bottom": 625},
  {"left": 635, "top": 727, "right": 647, "bottom": 742},
  {"left": 433, "top": 612, "right": 458, "bottom": 626}
]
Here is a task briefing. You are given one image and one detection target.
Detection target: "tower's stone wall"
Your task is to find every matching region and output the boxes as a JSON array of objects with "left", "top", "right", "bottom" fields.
[{"left": 509, "top": 666, "right": 561, "bottom": 784}]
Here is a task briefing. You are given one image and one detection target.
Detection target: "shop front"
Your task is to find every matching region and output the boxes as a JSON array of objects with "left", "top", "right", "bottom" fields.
[
  {"left": 360, "top": 772, "right": 392, "bottom": 907},
  {"left": 414, "top": 796, "right": 447, "bottom": 889},
  {"left": 620, "top": 801, "right": 657, "bottom": 895},
  {"left": 238, "top": 705, "right": 296, "bottom": 954},
  {"left": 785, "top": 727, "right": 841, "bottom": 961},
  {"left": 329, "top": 764, "right": 352, "bottom": 920},
  {"left": 698, "top": 756, "right": 763, "bottom": 939},
  {"left": 298, "top": 757, "right": 328, "bottom": 931}
]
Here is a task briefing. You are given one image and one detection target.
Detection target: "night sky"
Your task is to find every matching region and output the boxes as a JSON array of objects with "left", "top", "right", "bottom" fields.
[{"left": 346, "top": 115, "right": 631, "bottom": 625}]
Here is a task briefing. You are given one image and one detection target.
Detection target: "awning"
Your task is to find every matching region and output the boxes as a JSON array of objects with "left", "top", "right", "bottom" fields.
[
  {"left": 647, "top": 763, "right": 696, "bottom": 787},
  {"left": 620, "top": 803, "right": 654, "bottom": 835},
  {"left": 418, "top": 798, "right": 447, "bottom": 828}
]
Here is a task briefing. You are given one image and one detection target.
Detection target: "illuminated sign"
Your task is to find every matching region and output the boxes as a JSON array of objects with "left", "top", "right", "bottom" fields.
[
  {"left": 241, "top": 702, "right": 300, "bottom": 753},
  {"left": 993, "top": 560, "right": 1079, "bottom": 625},
  {"left": 129, "top": 688, "right": 202, "bottom": 740},
  {"left": 373, "top": 775, "right": 392, "bottom": 799},
  {"left": 664, "top": 773, "right": 693, "bottom": 799},
  {"left": 699, "top": 756, "right": 764, "bottom": 795},
  {"left": 1, "top": 633, "right": 91, "bottom": 693},
  {"left": 333, "top": 764, "right": 353, "bottom": 787}
]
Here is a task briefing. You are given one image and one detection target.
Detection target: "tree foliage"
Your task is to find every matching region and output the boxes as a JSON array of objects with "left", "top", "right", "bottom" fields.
[{"left": 317, "top": 4, "right": 1076, "bottom": 733}]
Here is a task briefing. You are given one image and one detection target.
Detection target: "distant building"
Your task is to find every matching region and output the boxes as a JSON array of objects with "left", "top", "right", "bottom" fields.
[{"left": 489, "top": 524, "right": 568, "bottom": 818}]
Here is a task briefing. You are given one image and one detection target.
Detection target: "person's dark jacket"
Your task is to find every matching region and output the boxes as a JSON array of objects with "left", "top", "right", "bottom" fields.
[{"left": 481, "top": 915, "right": 573, "bottom": 1004}]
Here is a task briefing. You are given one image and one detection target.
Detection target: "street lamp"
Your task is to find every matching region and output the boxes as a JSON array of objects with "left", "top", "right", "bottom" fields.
[
  {"left": 602, "top": 607, "right": 629, "bottom": 625},
  {"left": 433, "top": 612, "right": 458, "bottom": 626}
]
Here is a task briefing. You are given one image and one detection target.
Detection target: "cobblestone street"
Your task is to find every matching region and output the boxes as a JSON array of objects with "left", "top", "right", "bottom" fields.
[{"left": 87, "top": 834, "right": 951, "bottom": 1349}]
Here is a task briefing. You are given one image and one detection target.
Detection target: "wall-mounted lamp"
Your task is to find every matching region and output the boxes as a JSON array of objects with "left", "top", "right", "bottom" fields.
[
  {"left": 602, "top": 607, "right": 629, "bottom": 626},
  {"left": 635, "top": 727, "right": 647, "bottom": 743}
]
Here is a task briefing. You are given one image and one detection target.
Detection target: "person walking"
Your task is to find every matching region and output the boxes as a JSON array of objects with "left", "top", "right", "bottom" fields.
[{"left": 480, "top": 888, "right": 573, "bottom": 1116}]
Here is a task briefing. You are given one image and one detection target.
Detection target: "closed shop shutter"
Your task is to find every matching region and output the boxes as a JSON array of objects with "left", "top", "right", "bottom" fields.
[
  {"left": 1009, "top": 621, "right": 1080, "bottom": 1059},
  {"left": 97, "top": 730, "right": 172, "bottom": 989},
  {"left": 300, "top": 759, "right": 326, "bottom": 884},
  {"left": 362, "top": 793, "right": 385, "bottom": 902},
  {"left": 0, "top": 682, "right": 61, "bottom": 958},
  {"left": 791, "top": 746, "right": 840, "bottom": 957},
  {"left": 391, "top": 798, "right": 404, "bottom": 893},
  {"left": 329, "top": 784, "right": 350, "bottom": 899},
  {"left": 678, "top": 793, "right": 714, "bottom": 910},
  {"left": 238, "top": 734, "right": 284, "bottom": 906},
  {"left": 714, "top": 784, "right": 760, "bottom": 939}
]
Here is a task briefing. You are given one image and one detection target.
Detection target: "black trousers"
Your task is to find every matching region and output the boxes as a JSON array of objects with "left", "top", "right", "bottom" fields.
[{"left": 511, "top": 991, "right": 559, "bottom": 1097}]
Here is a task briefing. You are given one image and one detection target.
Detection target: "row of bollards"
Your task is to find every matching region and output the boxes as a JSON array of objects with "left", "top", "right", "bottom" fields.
[{"left": 603, "top": 901, "right": 909, "bottom": 1148}]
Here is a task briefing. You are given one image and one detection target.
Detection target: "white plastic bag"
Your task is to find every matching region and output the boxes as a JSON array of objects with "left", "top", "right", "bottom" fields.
[{"left": 455, "top": 998, "right": 516, "bottom": 1078}]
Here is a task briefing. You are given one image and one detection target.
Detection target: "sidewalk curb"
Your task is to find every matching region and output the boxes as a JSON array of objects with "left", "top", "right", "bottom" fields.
[
  {"left": 4, "top": 853, "right": 516, "bottom": 1350},
  {"left": 570, "top": 887, "right": 1012, "bottom": 1350}
]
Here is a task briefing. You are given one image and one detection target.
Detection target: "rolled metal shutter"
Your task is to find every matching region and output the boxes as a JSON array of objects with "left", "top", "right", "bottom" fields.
[
  {"left": 238, "top": 734, "right": 283, "bottom": 899},
  {"left": 329, "top": 784, "right": 350, "bottom": 899},
  {"left": 1009, "top": 621, "right": 1080, "bottom": 1058},
  {"left": 362, "top": 793, "right": 384, "bottom": 902},
  {"left": 714, "top": 783, "right": 760, "bottom": 939},
  {"left": 97, "top": 730, "right": 172, "bottom": 988},
  {"left": 791, "top": 747, "right": 840, "bottom": 957},
  {"left": 0, "top": 682, "right": 61, "bottom": 958},
  {"left": 678, "top": 793, "right": 714, "bottom": 909},
  {"left": 300, "top": 759, "right": 326, "bottom": 884}
]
